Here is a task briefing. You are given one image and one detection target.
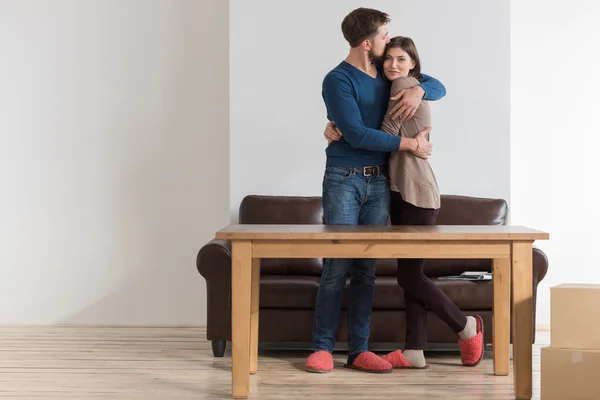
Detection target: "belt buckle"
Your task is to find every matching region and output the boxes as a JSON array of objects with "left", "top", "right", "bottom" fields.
[{"left": 363, "top": 166, "right": 376, "bottom": 177}]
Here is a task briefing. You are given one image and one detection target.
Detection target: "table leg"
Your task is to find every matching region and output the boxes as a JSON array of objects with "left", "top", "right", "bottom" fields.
[
  {"left": 511, "top": 241, "right": 533, "bottom": 400},
  {"left": 231, "top": 240, "right": 252, "bottom": 399},
  {"left": 250, "top": 258, "right": 260, "bottom": 374},
  {"left": 492, "top": 257, "right": 511, "bottom": 376}
]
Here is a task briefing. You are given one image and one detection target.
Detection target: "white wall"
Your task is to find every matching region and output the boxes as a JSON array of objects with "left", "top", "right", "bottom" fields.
[
  {"left": 230, "top": 0, "right": 510, "bottom": 220},
  {"left": 510, "top": 0, "right": 600, "bottom": 325},
  {"left": 4, "top": 0, "right": 592, "bottom": 327},
  {"left": 0, "top": 0, "right": 229, "bottom": 324}
]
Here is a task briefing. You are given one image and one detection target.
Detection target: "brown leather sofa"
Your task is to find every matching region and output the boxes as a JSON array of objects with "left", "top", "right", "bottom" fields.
[{"left": 197, "top": 194, "right": 549, "bottom": 357}]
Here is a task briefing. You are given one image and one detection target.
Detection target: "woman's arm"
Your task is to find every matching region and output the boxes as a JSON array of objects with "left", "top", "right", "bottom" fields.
[
  {"left": 389, "top": 73, "right": 446, "bottom": 121},
  {"left": 387, "top": 77, "right": 424, "bottom": 123},
  {"left": 381, "top": 77, "right": 422, "bottom": 136},
  {"left": 381, "top": 77, "right": 433, "bottom": 158},
  {"left": 392, "top": 77, "right": 421, "bottom": 95},
  {"left": 390, "top": 77, "right": 431, "bottom": 139}
]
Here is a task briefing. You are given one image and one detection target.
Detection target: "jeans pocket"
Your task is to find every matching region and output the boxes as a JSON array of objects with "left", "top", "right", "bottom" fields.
[{"left": 325, "top": 167, "right": 353, "bottom": 182}]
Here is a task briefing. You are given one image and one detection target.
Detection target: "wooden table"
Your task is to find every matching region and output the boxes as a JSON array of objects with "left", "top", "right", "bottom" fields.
[{"left": 214, "top": 224, "right": 549, "bottom": 399}]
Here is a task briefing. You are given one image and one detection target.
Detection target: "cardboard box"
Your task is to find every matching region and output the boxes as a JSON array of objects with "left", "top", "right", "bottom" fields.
[
  {"left": 541, "top": 347, "right": 600, "bottom": 399},
  {"left": 550, "top": 283, "right": 600, "bottom": 349}
]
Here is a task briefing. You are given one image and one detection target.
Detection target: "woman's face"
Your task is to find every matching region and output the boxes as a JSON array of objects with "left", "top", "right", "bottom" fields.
[{"left": 383, "top": 47, "right": 416, "bottom": 81}]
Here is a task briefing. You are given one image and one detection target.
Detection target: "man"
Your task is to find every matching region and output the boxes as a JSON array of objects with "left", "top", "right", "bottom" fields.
[{"left": 305, "top": 8, "right": 446, "bottom": 374}]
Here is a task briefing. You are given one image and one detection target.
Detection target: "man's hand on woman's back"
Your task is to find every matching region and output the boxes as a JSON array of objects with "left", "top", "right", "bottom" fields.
[
  {"left": 323, "top": 121, "right": 432, "bottom": 159},
  {"left": 413, "top": 127, "right": 432, "bottom": 159},
  {"left": 324, "top": 121, "right": 342, "bottom": 144}
]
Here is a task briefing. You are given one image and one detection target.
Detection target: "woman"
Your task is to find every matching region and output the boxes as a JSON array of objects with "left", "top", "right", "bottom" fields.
[
  {"left": 325, "top": 37, "right": 484, "bottom": 369},
  {"left": 378, "top": 36, "right": 484, "bottom": 369}
]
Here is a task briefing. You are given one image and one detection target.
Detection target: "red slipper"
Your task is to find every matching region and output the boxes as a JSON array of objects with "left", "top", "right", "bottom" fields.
[
  {"left": 344, "top": 351, "right": 392, "bottom": 373},
  {"left": 381, "top": 350, "right": 429, "bottom": 369},
  {"left": 458, "top": 315, "right": 484, "bottom": 367},
  {"left": 305, "top": 350, "right": 333, "bottom": 373}
]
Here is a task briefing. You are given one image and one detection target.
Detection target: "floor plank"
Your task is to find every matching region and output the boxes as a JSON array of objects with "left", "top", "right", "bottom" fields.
[{"left": 0, "top": 326, "right": 547, "bottom": 399}]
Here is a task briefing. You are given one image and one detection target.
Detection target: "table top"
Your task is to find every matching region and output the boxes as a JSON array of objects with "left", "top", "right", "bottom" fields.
[{"left": 215, "top": 224, "right": 549, "bottom": 241}]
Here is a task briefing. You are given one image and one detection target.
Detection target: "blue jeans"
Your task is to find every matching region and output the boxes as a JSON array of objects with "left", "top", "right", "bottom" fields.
[{"left": 312, "top": 166, "right": 391, "bottom": 361}]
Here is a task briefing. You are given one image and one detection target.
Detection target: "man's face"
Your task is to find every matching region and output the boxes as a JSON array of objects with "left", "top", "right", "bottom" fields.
[{"left": 368, "top": 24, "right": 390, "bottom": 60}]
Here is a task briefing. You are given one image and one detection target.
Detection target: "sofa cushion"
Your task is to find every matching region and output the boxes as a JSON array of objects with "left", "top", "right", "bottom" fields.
[
  {"left": 435, "top": 195, "right": 508, "bottom": 225},
  {"left": 256, "top": 276, "right": 492, "bottom": 311},
  {"left": 239, "top": 195, "right": 323, "bottom": 224},
  {"left": 239, "top": 195, "right": 324, "bottom": 276},
  {"left": 423, "top": 195, "right": 507, "bottom": 277},
  {"left": 375, "top": 257, "right": 492, "bottom": 278},
  {"left": 374, "top": 258, "right": 397, "bottom": 276},
  {"left": 421, "top": 259, "right": 493, "bottom": 278},
  {"left": 258, "top": 276, "right": 320, "bottom": 309},
  {"left": 370, "top": 277, "right": 493, "bottom": 310},
  {"left": 259, "top": 260, "right": 324, "bottom": 277}
]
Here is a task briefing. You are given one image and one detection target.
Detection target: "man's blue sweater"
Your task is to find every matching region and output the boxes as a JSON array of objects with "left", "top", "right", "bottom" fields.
[{"left": 322, "top": 60, "right": 446, "bottom": 167}]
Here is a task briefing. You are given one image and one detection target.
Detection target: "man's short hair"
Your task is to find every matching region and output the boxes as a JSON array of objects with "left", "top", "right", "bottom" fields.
[{"left": 341, "top": 8, "right": 391, "bottom": 48}]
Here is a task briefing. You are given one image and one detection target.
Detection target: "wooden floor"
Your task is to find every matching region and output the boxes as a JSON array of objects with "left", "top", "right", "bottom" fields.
[{"left": 0, "top": 326, "right": 547, "bottom": 399}]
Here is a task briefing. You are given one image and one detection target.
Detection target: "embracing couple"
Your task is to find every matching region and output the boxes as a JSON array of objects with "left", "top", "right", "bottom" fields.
[{"left": 305, "top": 7, "right": 484, "bottom": 374}]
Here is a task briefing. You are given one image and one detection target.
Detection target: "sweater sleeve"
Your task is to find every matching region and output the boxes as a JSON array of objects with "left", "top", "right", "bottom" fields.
[
  {"left": 419, "top": 73, "right": 447, "bottom": 101},
  {"left": 322, "top": 72, "right": 401, "bottom": 152}
]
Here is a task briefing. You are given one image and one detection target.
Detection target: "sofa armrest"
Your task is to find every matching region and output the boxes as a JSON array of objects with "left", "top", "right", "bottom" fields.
[
  {"left": 532, "top": 245, "right": 549, "bottom": 287},
  {"left": 197, "top": 238, "right": 232, "bottom": 281},
  {"left": 196, "top": 238, "right": 232, "bottom": 340}
]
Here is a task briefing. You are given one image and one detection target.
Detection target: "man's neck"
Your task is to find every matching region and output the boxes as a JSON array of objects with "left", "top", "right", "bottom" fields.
[{"left": 344, "top": 48, "right": 374, "bottom": 74}]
